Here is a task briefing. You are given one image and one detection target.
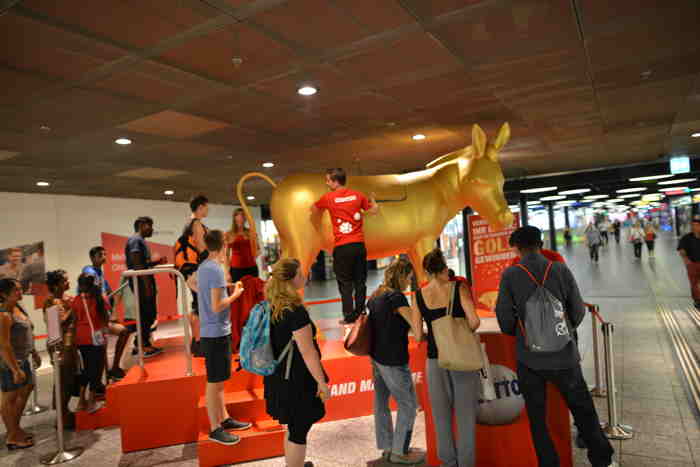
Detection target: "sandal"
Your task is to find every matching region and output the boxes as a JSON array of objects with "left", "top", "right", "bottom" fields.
[{"left": 7, "top": 439, "right": 34, "bottom": 450}]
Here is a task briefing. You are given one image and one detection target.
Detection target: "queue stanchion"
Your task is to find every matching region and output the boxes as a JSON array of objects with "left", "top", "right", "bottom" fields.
[
  {"left": 600, "top": 321, "right": 634, "bottom": 440},
  {"left": 588, "top": 304, "right": 607, "bottom": 398},
  {"left": 23, "top": 357, "right": 49, "bottom": 415},
  {"left": 40, "top": 349, "right": 84, "bottom": 465}
]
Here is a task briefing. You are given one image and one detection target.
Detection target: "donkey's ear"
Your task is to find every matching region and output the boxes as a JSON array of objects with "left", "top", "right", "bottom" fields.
[
  {"left": 472, "top": 124, "right": 487, "bottom": 159},
  {"left": 493, "top": 122, "right": 511, "bottom": 151}
]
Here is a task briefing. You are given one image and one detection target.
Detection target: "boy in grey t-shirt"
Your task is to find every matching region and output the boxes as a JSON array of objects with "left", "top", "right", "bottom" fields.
[{"left": 197, "top": 230, "right": 251, "bottom": 445}]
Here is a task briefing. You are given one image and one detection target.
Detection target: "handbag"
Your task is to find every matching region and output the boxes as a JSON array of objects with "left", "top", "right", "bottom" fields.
[
  {"left": 82, "top": 295, "right": 106, "bottom": 347},
  {"left": 478, "top": 342, "right": 496, "bottom": 401},
  {"left": 344, "top": 313, "right": 372, "bottom": 356},
  {"left": 432, "top": 283, "right": 483, "bottom": 371}
]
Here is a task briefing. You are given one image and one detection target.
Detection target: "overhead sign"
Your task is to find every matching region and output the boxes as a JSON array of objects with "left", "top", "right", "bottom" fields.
[{"left": 670, "top": 155, "right": 690, "bottom": 174}]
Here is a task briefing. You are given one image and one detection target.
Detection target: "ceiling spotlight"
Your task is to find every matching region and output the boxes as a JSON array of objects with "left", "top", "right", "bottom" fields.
[
  {"left": 36, "top": 181, "right": 50, "bottom": 187},
  {"left": 521, "top": 186, "right": 558, "bottom": 194},
  {"left": 540, "top": 195, "right": 566, "bottom": 201},
  {"left": 39, "top": 125, "right": 51, "bottom": 132},
  {"left": 558, "top": 188, "right": 590, "bottom": 195},
  {"left": 115, "top": 138, "right": 132, "bottom": 145},
  {"left": 658, "top": 178, "right": 697, "bottom": 185},
  {"left": 164, "top": 190, "right": 174, "bottom": 196},
  {"left": 262, "top": 162, "right": 275, "bottom": 168},
  {"left": 412, "top": 134, "right": 426, "bottom": 141},
  {"left": 298, "top": 86, "right": 317, "bottom": 96},
  {"left": 231, "top": 57, "right": 243, "bottom": 67},
  {"left": 629, "top": 174, "right": 674, "bottom": 181},
  {"left": 583, "top": 194, "right": 609, "bottom": 200},
  {"left": 247, "top": 196, "right": 255, "bottom": 200},
  {"left": 616, "top": 187, "right": 647, "bottom": 193},
  {"left": 619, "top": 193, "right": 642, "bottom": 198},
  {"left": 692, "top": 132, "right": 700, "bottom": 138}
]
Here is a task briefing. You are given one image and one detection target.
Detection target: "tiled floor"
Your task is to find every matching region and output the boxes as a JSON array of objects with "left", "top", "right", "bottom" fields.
[{"left": 2, "top": 231, "right": 699, "bottom": 466}]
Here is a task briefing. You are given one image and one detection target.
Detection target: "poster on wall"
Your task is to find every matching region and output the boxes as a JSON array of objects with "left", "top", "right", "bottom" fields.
[
  {"left": 0, "top": 241, "right": 47, "bottom": 296},
  {"left": 101, "top": 233, "right": 179, "bottom": 323},
  {"left": 468, "top": 213, "right": 520, "bottom": 315}
]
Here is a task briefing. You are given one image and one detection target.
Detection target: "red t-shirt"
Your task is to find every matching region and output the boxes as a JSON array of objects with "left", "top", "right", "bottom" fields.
[
  {"left": 71, "top": 294, "right": 109, "bottom": 346},
  {"left": 314, "top": 188, "right": 370, "bottom": 247},
  {"left": 510, "top": 249, "right": 565, "bottom": 267}
]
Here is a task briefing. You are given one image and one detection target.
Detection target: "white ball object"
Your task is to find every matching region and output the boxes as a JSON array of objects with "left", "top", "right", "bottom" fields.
[{"left": 353, "top": 212, "right": 361, "bottom": 221}]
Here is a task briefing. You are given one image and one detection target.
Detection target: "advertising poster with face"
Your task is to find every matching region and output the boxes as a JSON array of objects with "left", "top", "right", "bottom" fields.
[{"left": 0, "top": 241, "right": 46, "bottom": 295}]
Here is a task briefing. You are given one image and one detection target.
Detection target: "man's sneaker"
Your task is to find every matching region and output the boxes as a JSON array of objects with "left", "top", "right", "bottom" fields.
[
  {"left": 389, "top": 450, "right": 425, "bottom": 465},
  {"left": 108, "top": 368, "right": 126, "bottom": 381},
  {"left": 221, "top": 418, "right": 252, "bottom": 431},
  {"left": 143, "top": 347, "right": 164, "bottom": 359},
  {"left": 208, "top": 427, "right": 240, "bottom": 446}
]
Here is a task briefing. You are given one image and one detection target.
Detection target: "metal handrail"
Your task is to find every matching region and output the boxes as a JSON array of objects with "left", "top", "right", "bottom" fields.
[{"left": 121, "top": 267, "right": 192, "bottom": 377}]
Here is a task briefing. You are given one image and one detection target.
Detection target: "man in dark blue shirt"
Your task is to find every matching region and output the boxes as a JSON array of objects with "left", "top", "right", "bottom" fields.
[
  {"left": 496, "top": 226, "right": 614, "bottom": 467},
  {"left": 125, "top": 217, "right": 166, "bottom": 358}
]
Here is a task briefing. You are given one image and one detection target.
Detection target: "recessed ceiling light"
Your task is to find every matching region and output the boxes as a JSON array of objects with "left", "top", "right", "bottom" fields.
[
  {"left": 526, "top": 201, "right": 540, "bottom": 205},
  {"left": 540, "top": 195, "right": 566, "bottom": 201},
  {"left": 247, "top": 196, "right": 255, "bottom": 200},
  {"left": 262, "top": 162, "right": 275, "bottom": 168},
  {"left": 616, "top": 187, "right": 647, "bottom": 193},
  {"left": 583, "top": 194, "right": 609, "bottom": 200},
  {"left": 558, "top": 188, "right": 590, "bottom": 195},
  {"left": 556, "top": 200, "right": 576, "bottom": 206},
  {"left": 658, "top": 178, "right": 697, "bottom": 185},
  {"left": 36, "top": 181, "right": 50, "bottom": 187},
  {"left": 691, "top": 188, "right": 700, "bottom": 192},
  {"left": 659, "top": 186, "right": 689, "bottom": 192},
  {"left": 164, "top": 190, "right": 174, "bottom": 196},
  {"left": 629, "top": 174, "right": 674, "bottom": 181},
  {"left": 607, "top": 198, "right": 624, "bottom": 203},
  {"left": 521, "top": 186, "right": 558, "bottom": 194},
  {"left": 619, "top": 193, "right": 642, "bottom": 198},
  {"left": 412, "top": 134, "right": 426, "bottom": 141},
  {"left": 692, "top": 132, "right": 700, "bottom": 138},
  {"left": 115, "top": 138, "right": 132, "bottom": 145},
  {"left": 39, "top": 125, "right": 51, "bottom": 132},
  {"left": 298, "top": 86, "right": 317, "bottom": 96}
]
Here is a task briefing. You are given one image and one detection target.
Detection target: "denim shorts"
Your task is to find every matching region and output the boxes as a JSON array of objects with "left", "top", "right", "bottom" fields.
[{"left": 0, "top": 359, "right": 34, "bottom": 392}]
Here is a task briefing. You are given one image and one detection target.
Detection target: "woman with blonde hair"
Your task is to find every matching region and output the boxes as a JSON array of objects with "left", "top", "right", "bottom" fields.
[
  {"left": 263, "top": 259, "right": 329, "bottom": 467},
  {"left": 367, "top": 257, "right": 424, "bottom": 464},
  {"left": 416, "top": 249, "right": 481, "bottom": 467},
  {"left": 225, "top": 208, "right": 259, "bottom": 282}
]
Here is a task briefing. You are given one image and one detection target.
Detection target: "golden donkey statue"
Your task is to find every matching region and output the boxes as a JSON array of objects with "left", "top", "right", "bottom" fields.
[{"left": 237, "top": 123, "right": 514, "bottom": 283}]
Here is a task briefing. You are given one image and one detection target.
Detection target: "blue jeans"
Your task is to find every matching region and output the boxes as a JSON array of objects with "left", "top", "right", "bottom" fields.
[{"left": 372, "top": 359, "right": 417, "bottom": 455}]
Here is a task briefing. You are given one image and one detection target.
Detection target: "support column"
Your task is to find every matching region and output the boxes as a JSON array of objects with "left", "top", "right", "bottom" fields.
[
  {"left": 675, "top": 206, "right": 682, "bottom": 237},
  {"left": 519, "top": 194, "right": 529, "bottom": 226},
  {"left": 547, "top": 202, "right": 558, "bottom": 252},
  {"left": 462, "top": 207, "right": 473, "bottom": 285},
  {"left": 564, "top": 206, "right": 571, "bottom": 229}
]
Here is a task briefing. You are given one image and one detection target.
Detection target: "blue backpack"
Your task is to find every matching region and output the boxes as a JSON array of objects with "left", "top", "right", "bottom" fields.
[{"left": 239, "top": 300, "right": 294, "bottom": 378}]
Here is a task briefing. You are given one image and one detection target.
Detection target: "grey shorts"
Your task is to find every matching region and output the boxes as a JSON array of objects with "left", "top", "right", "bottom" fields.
[{"left": 0, "top": 359, "right": 34, "bottom": 392}]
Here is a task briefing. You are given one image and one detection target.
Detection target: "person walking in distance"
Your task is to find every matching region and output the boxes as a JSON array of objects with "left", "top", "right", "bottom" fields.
[
  {"left": 311, "top": 168, "right": 378, "bottom": 325},
  {"left": 613, "top": 220, "right": 621, "bottom": 244},
  {"left": 495, "top": 226, "right": 615, "bottom": 467},
  {"left": 599, "top": 220, "right": 610, "bottom": 246},
  {"left": 629, "top": 222, "right": 644, "bottom": 260},
  {"left": 678, "top": 216, "right": 700, "bottom": 308},
  {"left": 584, "top": 222, "right": 602, "bottom": 263},
  {"left": 644, "top": 223, "right": 657, "bottom": 259}
]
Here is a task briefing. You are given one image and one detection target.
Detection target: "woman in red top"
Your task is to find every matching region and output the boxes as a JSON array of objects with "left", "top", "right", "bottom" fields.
[
  {"left": 71, "top": 274, "right": 109, "bottom": 414},
  {"left": 225, "top": 208, "right": 259, "bottom": 282}
]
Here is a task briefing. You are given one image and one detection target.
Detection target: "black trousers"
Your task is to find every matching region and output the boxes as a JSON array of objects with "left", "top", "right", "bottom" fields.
[
  {"left": 138, "top": 286, "right": 157, "bottom": 347},
  {"left": 614, "top": 231, "right": 620, "bottom": 243},
  {"left": 333, "top": 242, "right": 368, "bottom": 322},
  {"left": 633, "top": 242, "right": 643, "bottom": 258},
  {"left": 645, "top": 240, "right": 655, "bottom": 252},
  {"left": 517, "top": 363, "right": 613, "bottom": 467},
  {"left": 589, "top": 244, "right": 600, "bottom": 262},
  {"left": 78, "top": 345, "right": 106, "bottom": 392},
  {"left": 600, "top": 231, "right": 608, "bottom": 244}
]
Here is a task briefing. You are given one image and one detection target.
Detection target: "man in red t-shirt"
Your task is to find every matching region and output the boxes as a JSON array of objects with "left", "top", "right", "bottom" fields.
[{"left": 311, "top": 168, "right": 378, "bottom": 324}]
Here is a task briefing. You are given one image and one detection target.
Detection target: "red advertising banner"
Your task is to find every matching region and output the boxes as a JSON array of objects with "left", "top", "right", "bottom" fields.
[
  {"left": 468, "top": 213, "right": 520, "bottom": 315},
  {"left": 101, "top": 232, "right": 179, "bottom": 323}
]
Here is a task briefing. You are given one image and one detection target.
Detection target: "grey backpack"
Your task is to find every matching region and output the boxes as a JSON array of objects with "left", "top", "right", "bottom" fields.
[{"left": 516, "top": 262, "right": 572, "bottom": 353}]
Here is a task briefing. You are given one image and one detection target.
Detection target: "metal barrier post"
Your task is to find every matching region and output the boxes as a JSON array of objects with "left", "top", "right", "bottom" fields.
[
  {"left": 23, "top": 357, "right": 48, "bottom": 415},
  {"left": 601, "top": 322, "right": 633, "bottom": 440},
  {"left": 132, "top": 277, "right": 145, "bottom": 370},
  {"left": 589, "top": 305, "right": 606, "bottom": 397},
  {"left": 40, "top": 350, "right": 83, "bottom": 465}
]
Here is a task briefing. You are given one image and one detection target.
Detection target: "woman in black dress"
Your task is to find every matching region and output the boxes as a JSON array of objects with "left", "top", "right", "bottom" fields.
[{"left": 263, "top": 259, "right": 329, "bottom": 467}]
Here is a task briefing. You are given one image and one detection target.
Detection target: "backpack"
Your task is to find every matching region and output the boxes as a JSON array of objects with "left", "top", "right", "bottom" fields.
[
  {"left": 239, "top": 300, "right": 294, "bottom": 377},
  {"left": 174, "top": 219, "right": 206, "bottom": 271},
  {"left": 516, "top": 262, "right": 572, "bottom": 353}
]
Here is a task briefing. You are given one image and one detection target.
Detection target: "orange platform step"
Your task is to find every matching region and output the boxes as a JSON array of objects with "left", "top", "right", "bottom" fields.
[
  {"left": 197, "top": 422, "right": 286, "bottom": 467},
  {"left": 196, "top": 388, "right": 270, "bottom": 433}
]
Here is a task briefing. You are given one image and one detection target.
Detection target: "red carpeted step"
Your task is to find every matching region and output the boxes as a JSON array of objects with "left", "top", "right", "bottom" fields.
[
  {"left": 196, "top": 388, "right": 269, "bottom": 432},
  {"left": 196, "top": 423, "right": 285, "bottom": 467}
]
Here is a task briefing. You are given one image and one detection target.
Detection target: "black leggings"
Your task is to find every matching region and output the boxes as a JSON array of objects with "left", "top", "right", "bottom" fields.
[
  {"left": 646, "top": 240, "right": 655, "bottom": 252},
  {"left": 287, "top": 418, "right": 314, "bottom": 445},
  {"left": 78, "top": 345, "right": 105, "bottom": 392}
]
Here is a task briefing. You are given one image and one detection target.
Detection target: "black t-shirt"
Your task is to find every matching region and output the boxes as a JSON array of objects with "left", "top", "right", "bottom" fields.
[
  {"left": 367, "top": 290, "right": 411, "bottom": 366},
  {"left": 416, "top": 284, "right": 466, "bottom": 359},
  {"left": 678, "top": 233, "right": 700, "bottom": 262},
  {"left": 269, "top": 305, "right": 323, "bottom": 387}
]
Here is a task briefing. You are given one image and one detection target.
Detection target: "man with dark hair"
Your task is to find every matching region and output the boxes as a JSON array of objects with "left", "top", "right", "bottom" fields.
[
  {"left": 197, "top": 229, "right": 249, "bottom": 445},
  {"left": 311, "top": 168, "right": 379, "bottom": 324},
  {"left": 81, "top": 246, "right": 133, "bottom": 382},
  {"left": 495, "top": 226, "right": 614, "bottom": 467},
  {"left": 125, "top": 216, "right": 166, "bottom": 358}
]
